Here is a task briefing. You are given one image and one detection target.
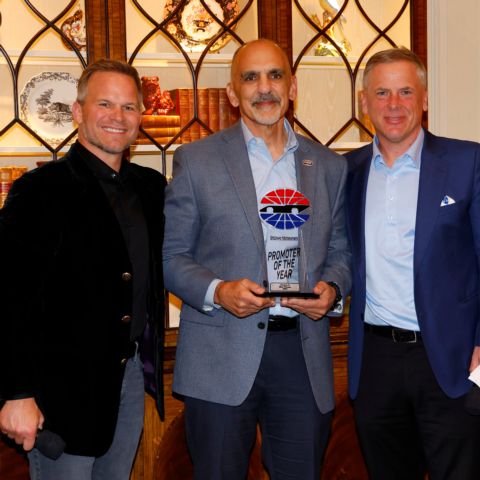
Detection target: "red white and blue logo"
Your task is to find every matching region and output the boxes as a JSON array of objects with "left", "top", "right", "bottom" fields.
[{"left": 259, "top": 189, "right": 310, "bottom": 230}]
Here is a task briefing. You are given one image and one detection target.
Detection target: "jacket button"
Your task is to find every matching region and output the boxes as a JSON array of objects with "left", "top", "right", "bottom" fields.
[
  {"left": 257, "top": 322, "right": 266, "bottom": 329},
  {"left": 122, "top": 272, "right": 132, "bottom": 281},
  {"left": 121, "top": 315, "right": 132, "bottom": 323}
]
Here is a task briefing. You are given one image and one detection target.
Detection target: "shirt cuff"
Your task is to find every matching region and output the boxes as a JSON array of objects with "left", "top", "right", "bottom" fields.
[
  {"left": 327, "top": 281, "right": 344, "bottom": 317},
  {"left": 328, "top": 297, "right": 344, "bottom": 317},
  {"left": 202, "top": 278, "right": 223, "bottom": 312}
]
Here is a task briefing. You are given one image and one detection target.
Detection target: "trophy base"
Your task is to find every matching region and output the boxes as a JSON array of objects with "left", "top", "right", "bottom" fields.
[{"left": 255, "top": 291, "right": 319, "bottom": 298}]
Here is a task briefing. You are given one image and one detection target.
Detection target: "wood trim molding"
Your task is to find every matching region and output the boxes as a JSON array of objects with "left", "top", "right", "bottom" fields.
[
  {"left": 411, "top": 0, "right": 428, "bottom": 68},
  {"left": 85, "top": 0, "right": 126, "bottom": 62},
  {"left": 257, "top": 0, "right": 293, "bottom": 123},
  {"left": 257, "top": 0, "right": 292, "bottom": 63},
  {"left": 411, "top": 0, "right": 428, "bottom": 128}
]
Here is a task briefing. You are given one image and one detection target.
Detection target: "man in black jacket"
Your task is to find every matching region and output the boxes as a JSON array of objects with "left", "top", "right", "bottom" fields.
[{"left": 0, "top": 59, "right": 166, "bottom": 479}]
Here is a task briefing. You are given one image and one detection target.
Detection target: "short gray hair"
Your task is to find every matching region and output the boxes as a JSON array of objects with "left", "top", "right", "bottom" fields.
[{"left": 363, "top": 47, "right": 427, "bottom": 88}]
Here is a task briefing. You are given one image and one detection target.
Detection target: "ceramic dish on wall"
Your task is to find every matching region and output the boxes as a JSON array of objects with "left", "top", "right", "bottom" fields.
[
  {"left": 20, "top": 72, "right": 78, "bottom": 146},
  {"left": 60, "top": 7, "right": 87, "bottom": 51},
  {"left": 164, "top": 0, "right": 239, "bottom": 53}
]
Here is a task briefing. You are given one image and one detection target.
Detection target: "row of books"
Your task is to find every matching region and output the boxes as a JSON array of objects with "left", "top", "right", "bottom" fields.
[
  {"left": 135, "top": 88, "right": 240, "bottom": 145},
  {"left": 0, "top": 166, "right": 27, "bottom": 209}
]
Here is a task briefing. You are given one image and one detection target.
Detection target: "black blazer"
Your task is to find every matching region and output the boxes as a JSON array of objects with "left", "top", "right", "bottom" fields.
[{"left": 0, "top": 143, "right": 166, "bottom": 456}]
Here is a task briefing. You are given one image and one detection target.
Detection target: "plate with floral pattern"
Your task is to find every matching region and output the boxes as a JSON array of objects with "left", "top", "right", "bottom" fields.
[{"left": 164, "top": 0, "right": 239, "bottom": 52}]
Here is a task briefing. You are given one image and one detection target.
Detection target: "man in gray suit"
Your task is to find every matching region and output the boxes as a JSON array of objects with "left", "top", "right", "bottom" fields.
[{"left": 163, "top": 39, "right": 351, "bottom": 480}]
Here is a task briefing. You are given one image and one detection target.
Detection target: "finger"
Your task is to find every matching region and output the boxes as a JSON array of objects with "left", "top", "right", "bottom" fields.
[
  {"left": 281, "top": 297, "right": 313, "bottom": 308},
  {"left": 23, "top": 436, "right": 36, "bottom": 451},
  {"left": 255, "top": 296, "right": 275, "bottom": 308}
]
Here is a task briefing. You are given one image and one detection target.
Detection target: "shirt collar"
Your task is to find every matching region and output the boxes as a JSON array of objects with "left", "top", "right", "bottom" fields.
[
  {"left": 240, "top": 118, "right": 299, "bottom": 156},
  {"left": 372, "top": 128, "right": 425, "bottom": 170},
  {"left": 75, "top": 141, "right": 129, "bottom": 183}
]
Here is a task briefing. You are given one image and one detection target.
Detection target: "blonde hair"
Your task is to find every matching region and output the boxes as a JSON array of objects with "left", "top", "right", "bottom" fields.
[{"left": 76, "top": 59, "right": 142, "bottom": 106}]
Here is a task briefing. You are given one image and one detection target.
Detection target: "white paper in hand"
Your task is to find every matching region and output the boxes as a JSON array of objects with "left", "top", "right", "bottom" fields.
[{"left": 468, "top": 365, "right": 480, "bottom": 387}]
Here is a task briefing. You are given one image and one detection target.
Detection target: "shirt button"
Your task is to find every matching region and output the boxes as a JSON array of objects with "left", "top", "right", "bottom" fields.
[
  {"left": 257, "top": 322, "right": 266, "bottom": 329},
  {"left": 122, "top": 272, "right": 132, "bottom": 281},
  {"left": 121, "top": 315, "right": 132, "bottom": 324}
]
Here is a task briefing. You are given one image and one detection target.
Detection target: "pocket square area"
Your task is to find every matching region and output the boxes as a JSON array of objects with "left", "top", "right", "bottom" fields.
[{"left": 440, "top": 195, "right": 456, "bottom": 206}]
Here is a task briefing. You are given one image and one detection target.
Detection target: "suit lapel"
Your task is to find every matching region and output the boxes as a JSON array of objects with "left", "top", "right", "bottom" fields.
[
  {"left": 130, "top": 170, "right": 160, "bottom": 244},
  {"left": 295, "top": 141, "right": 316, "bottom": 289},
  {"left": 221, "top": 125, "right": 266, "bottom": 257},
  {"left": 349, "top": 150, "right": 371, "bottom": 286},
  {"left": 414, "top": 133, "right": 448, "bottom": 274}
]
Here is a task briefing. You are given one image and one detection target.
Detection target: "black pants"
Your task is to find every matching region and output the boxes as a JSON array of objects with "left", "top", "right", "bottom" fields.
[
  {"left": 184, "top": 328, "right": 332, "bottom": 480},
  {"left": 354, "top": 330, "right": 480, "bottom": 480}
]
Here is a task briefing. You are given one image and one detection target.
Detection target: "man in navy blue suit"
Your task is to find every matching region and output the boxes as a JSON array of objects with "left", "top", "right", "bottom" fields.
[{"left": 345, "top": 47, "right": 480, "bottom": 479}]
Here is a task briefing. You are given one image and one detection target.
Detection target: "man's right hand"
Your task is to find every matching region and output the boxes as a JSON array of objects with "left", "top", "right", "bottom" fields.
[
  {"left": 0, "top": 398, "right": 44, "bottom": 451},
  {"left": 214, "top": 279, "right": 275, "bottom": 317}
]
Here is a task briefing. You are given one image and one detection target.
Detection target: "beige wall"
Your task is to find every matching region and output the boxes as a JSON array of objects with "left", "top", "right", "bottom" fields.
[{"left": 428, "top": 0, "right": 480, "bottom": 142}]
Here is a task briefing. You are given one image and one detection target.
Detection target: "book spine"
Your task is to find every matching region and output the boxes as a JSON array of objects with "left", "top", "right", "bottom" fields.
[
  {"left": 218, "top": 88, "right": 229, "bottom": 131},
  {"left": 169, "top": 89, "right": 190, "bottom": 143},
  {"left": 141, "top": 114, "right": 180, "bottom": 128},
  {"left": 198, "top": 88, "right": 209, "bottom": 138},
  {"left": 188, "top": 89, "right": 200, "bottom": 142},
  {"left": 207, "top": 88, "right": 220, "bottom": 133},
  {"left": 0, "top": 168, "right": 13, "bottom": 209},
  {"left": 138, "top": 127, "right": 181, "bottom": 138},
  {"left": 134, "top": 136, "right": 178, "bottom": 145}
]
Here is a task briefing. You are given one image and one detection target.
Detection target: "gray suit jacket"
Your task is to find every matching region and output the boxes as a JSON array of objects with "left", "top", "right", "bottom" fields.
[{"left": 163, "top": 122, "right": 351, "bottom": 413}]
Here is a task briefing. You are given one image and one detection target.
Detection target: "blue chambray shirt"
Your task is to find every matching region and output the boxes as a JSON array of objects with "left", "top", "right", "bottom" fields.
[
  {"left": 204, "top": 119, "right": 300, "bottom": 317},
  {"left": 364, "top": 129, "right": 424, "bottom": 330}
]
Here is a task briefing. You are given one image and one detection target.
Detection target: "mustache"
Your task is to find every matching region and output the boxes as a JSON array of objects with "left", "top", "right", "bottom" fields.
[{"left": 251, "top": 93, "right": 280, "bottom": 106}]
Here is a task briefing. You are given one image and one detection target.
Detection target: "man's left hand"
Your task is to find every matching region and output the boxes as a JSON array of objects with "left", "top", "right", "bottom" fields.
[{"left": 280, "top": 281, "right": 337, "bottom": 320}]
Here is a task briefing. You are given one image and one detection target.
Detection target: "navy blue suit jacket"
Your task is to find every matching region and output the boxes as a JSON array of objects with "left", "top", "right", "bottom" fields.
[{"left": 345, "top": 131, "right": 480, "bottom": 399}]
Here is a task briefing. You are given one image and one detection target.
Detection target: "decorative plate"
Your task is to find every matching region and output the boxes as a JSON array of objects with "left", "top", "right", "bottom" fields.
[
  {"left": 20, "top": 72, "right": 78, "bottom": 146},
  {"left": 60, "top": 7, "right": 87, "bottom": 51},
  {"left": 164, "top": 0, "right": 239, "bottom": 52}
]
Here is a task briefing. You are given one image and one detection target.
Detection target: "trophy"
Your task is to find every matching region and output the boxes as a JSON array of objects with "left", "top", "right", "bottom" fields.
[
  {"left": 312, "top": 0, "right": 351, "bottom": 57},
  {"left": 257, "top": 189, "right": 319, "bottom": 298}
]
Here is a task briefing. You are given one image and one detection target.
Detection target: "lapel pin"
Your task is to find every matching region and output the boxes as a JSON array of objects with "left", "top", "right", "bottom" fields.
[{"left": 303, "top": 159, "right": 313, "bottom": 167}]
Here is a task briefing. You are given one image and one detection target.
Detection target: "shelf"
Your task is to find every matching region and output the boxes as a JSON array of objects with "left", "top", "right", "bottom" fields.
[
  {"left": 129, "top": 52, "right": 233, "bottom": 68},
  {"left": 0, "top": 50, "right": 86, "bottom": 66},
  {"left": 0, "top": 143, "right": 179, "bottom": 158},
  {"left": 131, "top": 144, "right": 179, "bottom": 154}
]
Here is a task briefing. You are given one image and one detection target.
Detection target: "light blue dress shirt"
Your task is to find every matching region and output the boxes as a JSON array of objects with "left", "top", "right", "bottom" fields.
[
  {"left": 364, "top": 129, "right": 425, "bottom": 331},
  {"left": 204, "top": 119, "right": 300, "bottom": 317}
]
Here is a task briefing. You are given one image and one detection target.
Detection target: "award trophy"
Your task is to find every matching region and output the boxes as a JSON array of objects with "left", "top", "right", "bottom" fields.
[{"left": 258, "top": 189, "right": 319, "bottom": 298}]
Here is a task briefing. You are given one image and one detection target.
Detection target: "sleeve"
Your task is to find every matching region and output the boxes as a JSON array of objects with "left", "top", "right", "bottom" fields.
[
  {"left": 469, "top": 143, "right": 480, "bottom": 346},
  {"left": 319, "top": 157, "right": 352, "bottom": 301},
  {"left": 162, "top": 147, "right": 220, "bottom": 313},
  {"left": 0, "top": 173, "right": 57, "bottom": 399}
]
